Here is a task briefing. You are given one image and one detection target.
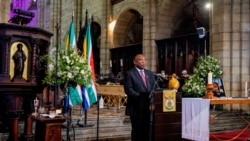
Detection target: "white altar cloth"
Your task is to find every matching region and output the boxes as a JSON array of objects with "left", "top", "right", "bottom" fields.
[{"left": 182, "top": 98, "right": 210, "bottom": 141}]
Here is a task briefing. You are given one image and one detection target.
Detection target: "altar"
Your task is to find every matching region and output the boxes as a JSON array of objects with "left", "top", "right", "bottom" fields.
[{"left": 182, "top": 98, "right": 250, "bottom": 141}]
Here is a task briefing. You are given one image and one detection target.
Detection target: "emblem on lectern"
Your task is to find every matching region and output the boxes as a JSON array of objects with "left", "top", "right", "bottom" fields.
[{"left": 163, "top": 90, "right": 176, "bottom": 112}]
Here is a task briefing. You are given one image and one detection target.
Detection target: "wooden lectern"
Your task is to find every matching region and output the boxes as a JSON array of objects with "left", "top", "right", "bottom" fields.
[
  {"left": 32, "top": 116, "right": 66, "bottom": 141},
  {"left": 153, "top": 91, "right": 182, "bottom": 141}
]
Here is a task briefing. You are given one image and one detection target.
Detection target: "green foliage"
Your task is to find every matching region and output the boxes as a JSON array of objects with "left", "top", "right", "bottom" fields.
[
  {"left": 182, "top": 55, "right": 223, "bottom": 97},
  {"left": 182, "top": 74, "right": 206, "bottom": 97},
  {"left": 193, "top": 55, "right": 223, "bottom": 79}
]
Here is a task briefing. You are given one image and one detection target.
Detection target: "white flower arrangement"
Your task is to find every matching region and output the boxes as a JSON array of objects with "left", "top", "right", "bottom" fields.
[
  {"left": 182, "top": 55, "right": 223, "bottom": 97},
  {"left": 42, "top": 49, "right": 92, "bottom": 89},
  {"left": 182, "top": 74, "right": 206, "bottom": 97},
  {"left": 193, "top": 55, "right": 223, "bottom": 79}
]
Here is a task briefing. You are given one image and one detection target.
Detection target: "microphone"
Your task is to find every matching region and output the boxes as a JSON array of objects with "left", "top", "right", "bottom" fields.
[
  {"left": 154, "top": 73, "right": 165, "bottom": 81},
  {"left": 149, "top": 74, "right": 162, "bottom": 99}
]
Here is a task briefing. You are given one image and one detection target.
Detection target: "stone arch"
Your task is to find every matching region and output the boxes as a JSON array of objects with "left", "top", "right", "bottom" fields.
[{"left": 113, "top": 8, "right": 143, "bottom": 48}]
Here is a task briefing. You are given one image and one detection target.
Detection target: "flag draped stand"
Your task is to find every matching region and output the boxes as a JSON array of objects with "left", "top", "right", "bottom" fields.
[
  {"left": 76, "top": 16, "right": 98, "bottom": 126},
  {"left": 62, "top": 12, "right": 97, "bottom": 140}
]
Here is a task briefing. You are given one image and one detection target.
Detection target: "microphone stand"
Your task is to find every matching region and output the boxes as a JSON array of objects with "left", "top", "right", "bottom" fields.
[{"left": 149, "top": 76, "right": 160, "bottom": 141}]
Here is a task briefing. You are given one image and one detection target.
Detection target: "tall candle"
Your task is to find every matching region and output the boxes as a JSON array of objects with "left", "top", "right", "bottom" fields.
[
  {"left": 110, "top": 60, "right": 112, "bottom": 68},
  {"left": 245, "top": 81, "right": 248, "bottom": 97},
  {"left": 120, "top": 59, "right": 123, "bottom": 66},
  {"left": 208, "top": 72, "right": 212, "bottom": 84}
]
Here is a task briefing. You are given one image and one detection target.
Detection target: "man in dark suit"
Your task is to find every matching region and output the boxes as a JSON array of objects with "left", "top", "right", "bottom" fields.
[{"left": 124, "top": 54, "right": 157, "bottom": 141}]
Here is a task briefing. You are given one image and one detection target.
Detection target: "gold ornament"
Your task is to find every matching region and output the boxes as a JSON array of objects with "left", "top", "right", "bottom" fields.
[{"left": 168, "top": 73, "right": 180, "bottom": 90}]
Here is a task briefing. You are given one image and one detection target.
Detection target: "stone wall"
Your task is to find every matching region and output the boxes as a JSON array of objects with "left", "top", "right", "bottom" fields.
[{"left": 210, "top": 0, "right": 250, "bottom": 98}]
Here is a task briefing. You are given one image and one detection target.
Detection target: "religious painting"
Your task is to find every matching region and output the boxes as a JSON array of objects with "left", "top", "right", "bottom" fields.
[
  {"left": 212, "top": 78, "right": 225, "bottom": 97},
  {"left": 163, "top": 90, "right": 176, "bottom": 112}
]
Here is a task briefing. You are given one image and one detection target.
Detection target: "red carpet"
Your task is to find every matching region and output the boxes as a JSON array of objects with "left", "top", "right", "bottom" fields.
[{"left": 210, "top": 130, "right": 250, "bottom": 141}]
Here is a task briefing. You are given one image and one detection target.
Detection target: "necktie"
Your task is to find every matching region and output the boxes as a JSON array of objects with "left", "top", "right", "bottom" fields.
[{"left": 140, "top": 70, "right": 147, "bottom": 87}]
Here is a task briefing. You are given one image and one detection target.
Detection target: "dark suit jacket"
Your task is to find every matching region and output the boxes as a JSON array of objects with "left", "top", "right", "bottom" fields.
[{"left": 123, "top": 67, "right": 157, "bottom": 116}]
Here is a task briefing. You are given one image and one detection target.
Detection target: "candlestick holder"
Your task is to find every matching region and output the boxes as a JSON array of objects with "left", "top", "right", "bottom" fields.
[
  {"left": 203, "top": 84, "right": 216, "bottom": 99},
  {"left": 33, "top": 97, "right": 39, "bottom": 116}
]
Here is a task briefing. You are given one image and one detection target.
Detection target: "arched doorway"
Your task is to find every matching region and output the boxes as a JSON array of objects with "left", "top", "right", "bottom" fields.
[{"left": 111, "top": 9, "right": 143, "bottom": 75}]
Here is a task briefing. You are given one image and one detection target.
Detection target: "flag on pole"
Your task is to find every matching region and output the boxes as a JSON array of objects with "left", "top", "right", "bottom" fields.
[
  {"left": 82, "top": 22, "right": 97, "bottom": 110},
  {"left": 65, "top": 17, "right": 76, "bottom": 50},
  {"left": 65, "top": 17, "right": 83, "bottom": 107}
]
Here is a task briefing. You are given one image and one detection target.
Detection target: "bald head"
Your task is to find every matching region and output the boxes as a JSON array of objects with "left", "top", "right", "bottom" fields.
[{"left": 133, "top": 54, "right": 146, "bottom": 69}]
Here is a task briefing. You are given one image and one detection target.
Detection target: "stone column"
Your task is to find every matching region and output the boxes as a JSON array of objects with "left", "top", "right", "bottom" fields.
[
  {"left": 210, "top": 0, "right": 250, "bottom": 98},
  {"left": 0, "top": 0, "right": 10, "bottom": 23},
  {"left": 101, "top": 0, "right": 112, "bottom": 75},
  {"left": 143, "top": 0, "right": 157, "bottom": 72}
]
